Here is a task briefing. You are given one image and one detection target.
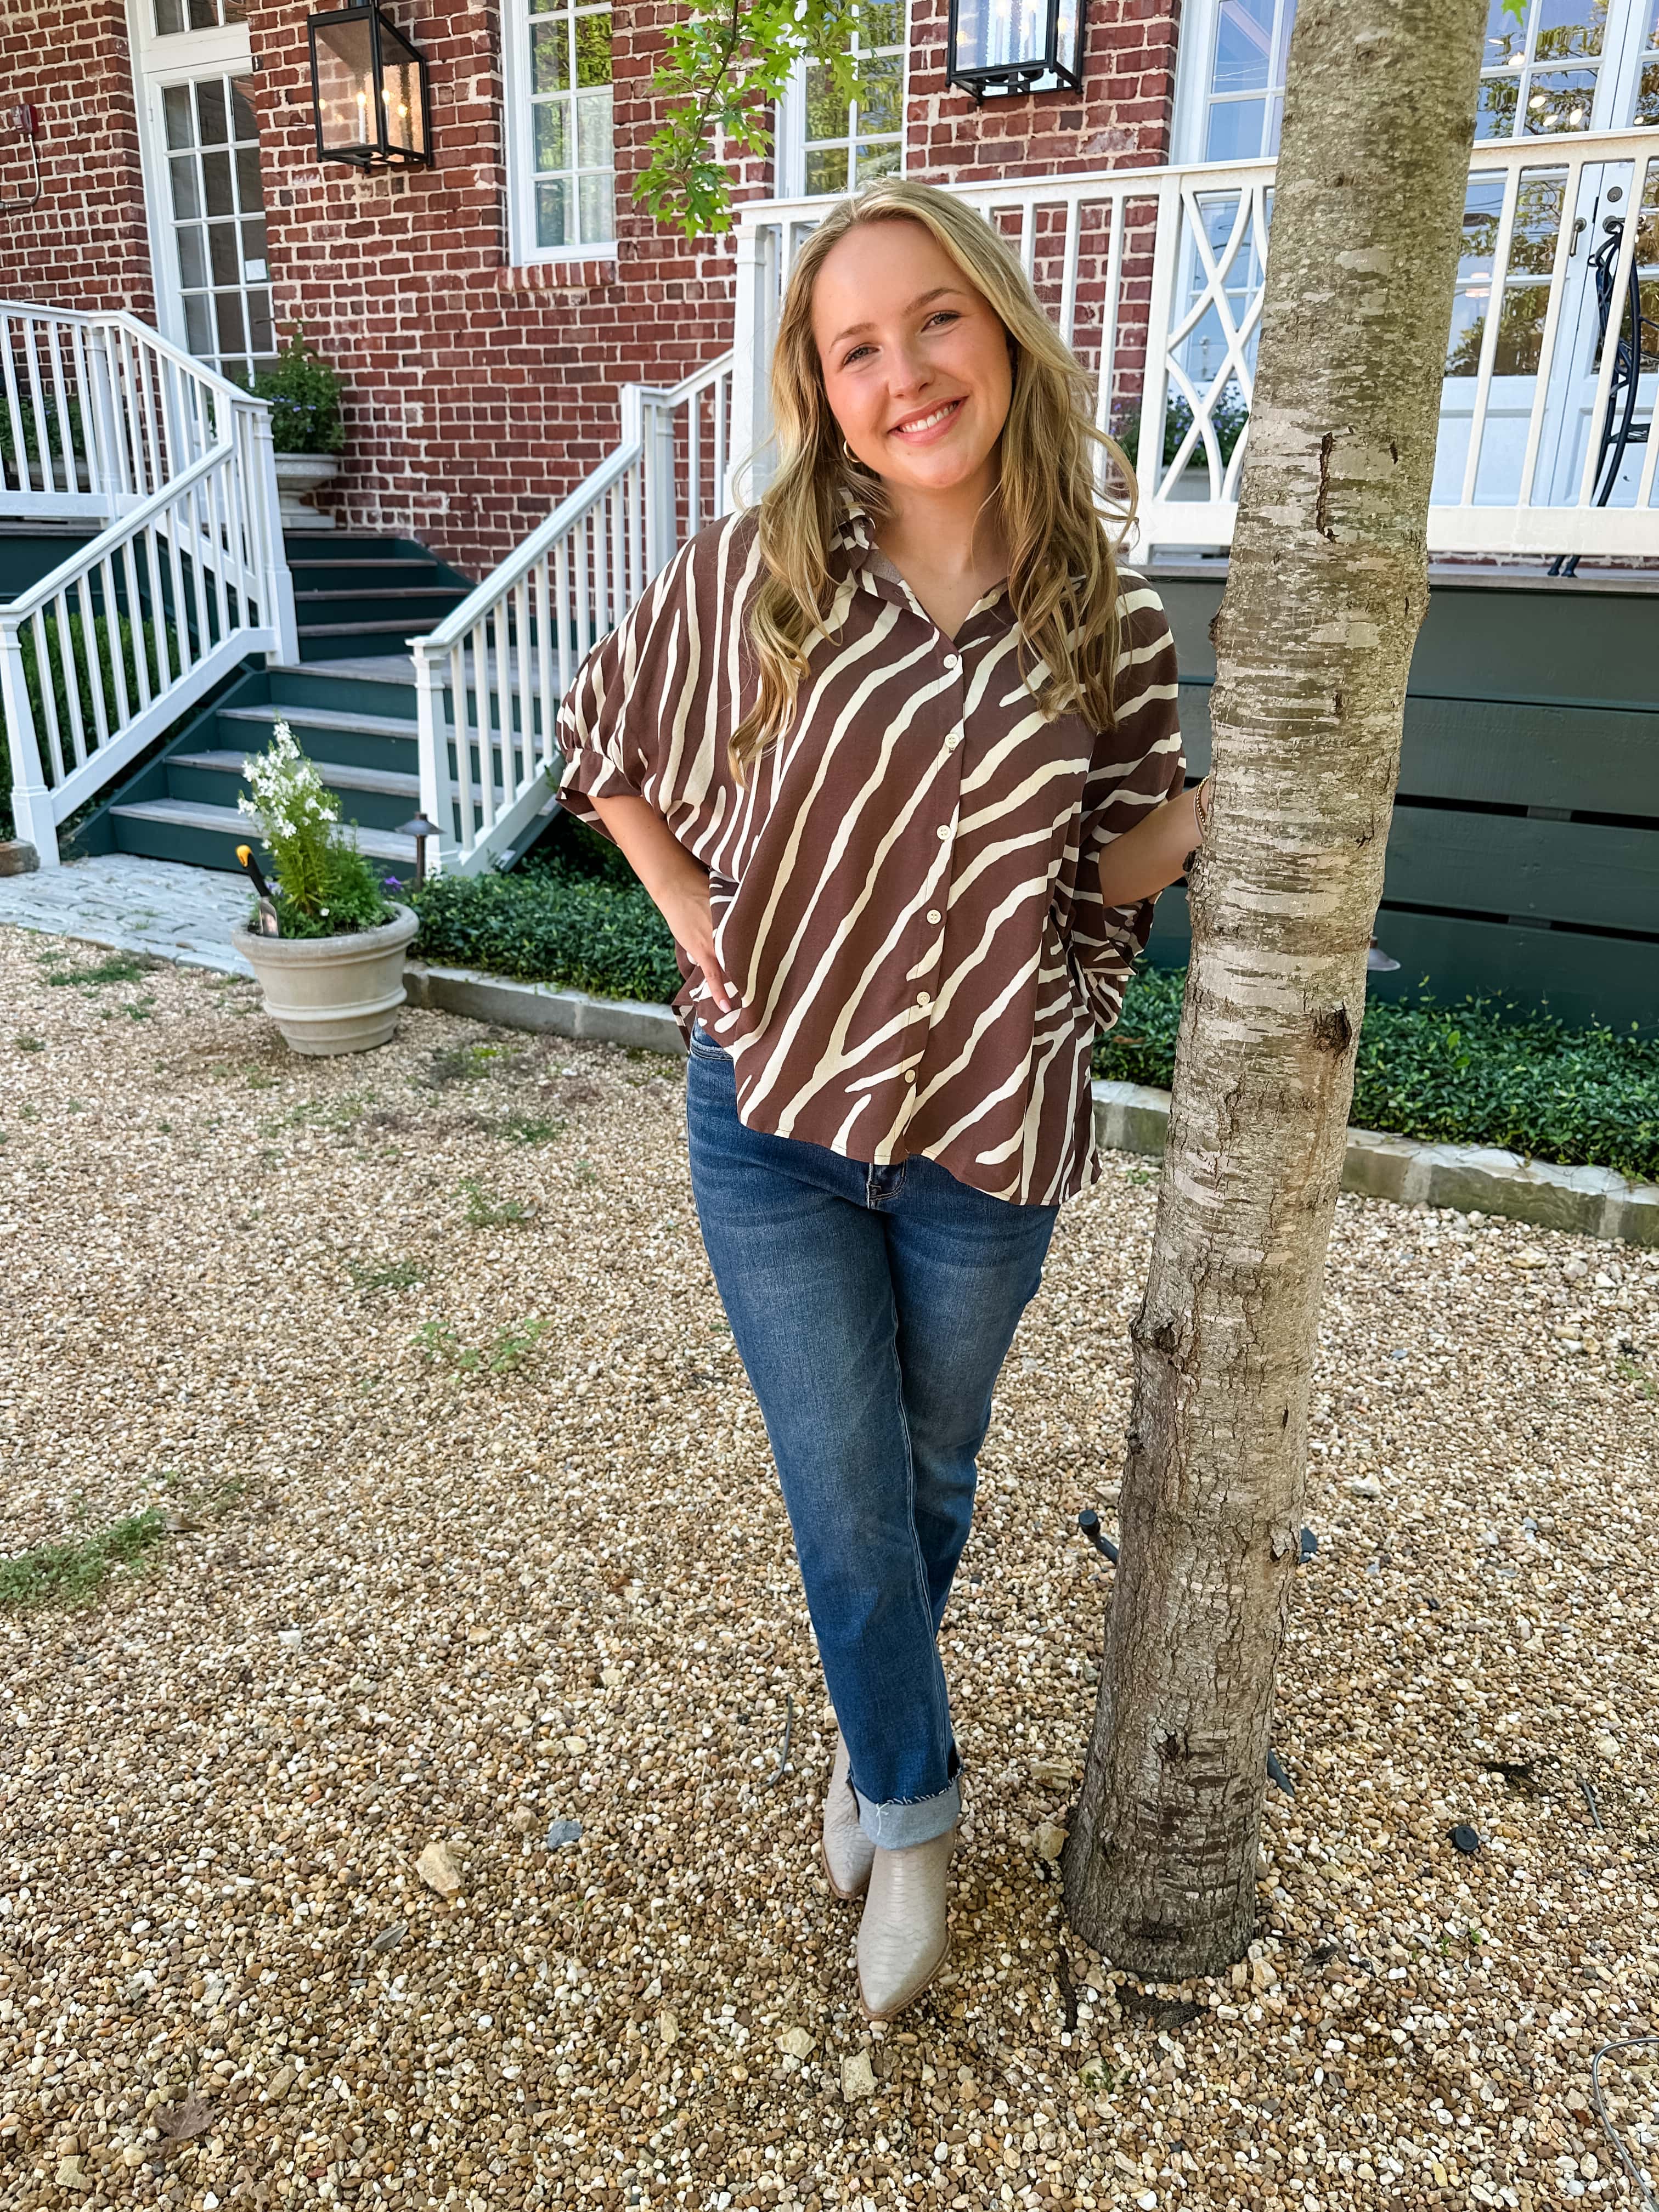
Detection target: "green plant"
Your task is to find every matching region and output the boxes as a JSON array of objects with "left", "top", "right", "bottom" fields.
[
  {"left": 247, "top": 325, "right": 345, "bottom": 456},
  {"left": 42, "top": 952, "right": 158, "bottom": 988},
  {"left": 237, "top": 720, "right": 396, "bottom": 938},
  {"left": 1, "top": 609, "right": 162, "bottom": 838},
  {"left": 347, "top": 1257, "right": 427, "bottom": 1293},
  {"left": 0, "top": 1506, "right": 167, "bottom": 1611},
  {"left": 414, "top": 1317, "right": 551, "bottom": 1373},
  {"left": 1113, "top": 386, "right": 1250, "bottom": 473},
  {"left": 461, "top": 1176, "right": 534, "bottom": 1227},
  {"left": 1093, "top": 965, "right": 1659, "bottom": 1182},
  {"left": 0, "top": 387, "right": 86, "bottom": 471},
  {"left": 410, "top": 862, "right": 683, "bottom": 1004}
]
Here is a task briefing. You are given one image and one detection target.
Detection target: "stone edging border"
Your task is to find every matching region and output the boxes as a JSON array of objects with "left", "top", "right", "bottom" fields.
[{"left": 404, "top": 961, "right": 1659, "bottom": 1248}]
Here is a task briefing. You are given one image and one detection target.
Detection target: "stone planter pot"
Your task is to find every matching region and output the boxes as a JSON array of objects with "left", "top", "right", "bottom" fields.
[
  {"left": 232, "top": 902, "right": 418, "bottom": 1056},
  {"left": 273, "top": 452, "right": 340, "bottom": 530}
]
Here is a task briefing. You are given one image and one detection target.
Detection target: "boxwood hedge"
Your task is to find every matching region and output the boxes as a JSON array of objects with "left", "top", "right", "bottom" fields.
[{"left": 410, "top": 825, "right": 1658, "bottom": 1182}]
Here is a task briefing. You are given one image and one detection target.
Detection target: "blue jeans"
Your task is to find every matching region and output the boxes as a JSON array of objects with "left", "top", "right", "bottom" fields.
[{"left": 684, "top": 1022, "right": 1059, "bottom": 1848}]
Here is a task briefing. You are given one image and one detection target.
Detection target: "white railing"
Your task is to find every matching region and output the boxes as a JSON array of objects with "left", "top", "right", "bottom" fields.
[
  {"left": 1, "top": 304, "right": 297, "bottom": 865},
  {"left": 412, "top": 354, "right": 733, "bottom": 874},
  {"left": 732, "top": 130, "right": 1659, "bottom": 562}
]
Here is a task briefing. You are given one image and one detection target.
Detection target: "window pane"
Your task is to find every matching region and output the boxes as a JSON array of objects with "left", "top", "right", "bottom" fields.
[
  {"left": 153, "top": 0, "right": 185, "bottom": 32},
  {"left": 1476, "top": 75, "right": 1520, "bottom": 135},
  {"left": 861, "top": 0, "right": 904, "bottom": 41},
  {"left": 805, "top": 146, "right": 849, "bottom": 193},
  {"left": 1444, "top": 290, "right": 1488, "bottom": 376},
  {"left": 235, "top": 145, "right": 264, "bottom": 211},
  {"left": 1212, "top": 0, "right": 1276, "bottom": 94},
  {"left": 806, "top": 64, "right": 851, "bottom": 138},
  {"left": 241, "top": 216, "right": 268, "bottom": 266},
  {"left": 1523, "top": 65, "right": 1597, "bottom": 129},
  {"left": 575, "top": 84, "right": 611, "bottom": 167},
  {"left": 535, "top": 177, "right": 571, "bottom": 246},
  {"left": 1533, "top": 0, "right": 1605, "bottom": 60},
  {"left": 247, "top": 291, "right": 275, "bottom": 357},
  {"left": 1639, "top": 59, "right": 1659, "bottom": 122},
  {"left": 232, "top": 82, "right": 258, "bottom": 143},
  {"left": 856, "top": 54, "right": 902, "bottom": 131},
  {"left": 1204, "top": 96, "right": 1266, "bottom": 159},
  {"left": 202, "top": 149, "right": 234, "bottom": 217},
  {"left": 1483, "top": 0, "right": 1528, "bottom": 69},
  {"left": 579, "top": 168, "right": 613, "bottom": 242},
  {"left": 188, "top": 0, "right": 217, "bottom": 25},
  {"left": 855, "top": 141, "right": 901, "bottom": 184},
  {"left": 163, "top": 86, "right": 194, "bottom": 150},
  {"left": 170, "top": 156, "right": 201, "bottom": 222},
  {"left": 1456, "top": 173, "right": 1505, "bottom": 279},
  {"left": 215, "top": 291, "right": 246, "bottom": 354},
  {"left": 177, "top": 227, "right": 207, "bottom": 289},
  {"left": 209, "top": 222, "right": 240, "bottom": 284},
  {"left": 1508, "top": 170, "right": 1566, "bottom": 272},
  {"left": 184, "top": 295, "right": 213, "bottom": 353},
  {"left": 531, "top": 20, "right": 571, "bottom": 92},
  {"left": 196, "top": 78, "right": 228, "bottom": 146},
  {"left": 1493, "top": 282, "right": 1550, "bottom": 373},
  {"left": 534, "top": 99, "right": 569, "bottom": 171},
  {"left": 574, "top": 10, "right": 611, "bottom": 86}
]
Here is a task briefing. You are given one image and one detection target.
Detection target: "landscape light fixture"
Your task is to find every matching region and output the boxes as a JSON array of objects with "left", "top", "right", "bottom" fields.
[
  {"left": 946, "top": 0, "right": 1087, "bottom": 102},
  {"left": 306, "top": 3, "right": 433, "bottom": 171}
]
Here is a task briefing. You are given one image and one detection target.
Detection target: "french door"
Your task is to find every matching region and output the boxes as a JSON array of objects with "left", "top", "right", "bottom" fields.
[
  {"left": 132, "top": 0, "right": 278, "bottom": 387},
  {"left": 1170, "top": 0, "right": 1659, "bottom": 521}
]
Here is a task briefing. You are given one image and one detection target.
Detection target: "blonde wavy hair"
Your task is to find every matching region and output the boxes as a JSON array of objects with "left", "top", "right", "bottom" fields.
[{"left": 729, "top": 175, "right": 1137, "bottom": 784}]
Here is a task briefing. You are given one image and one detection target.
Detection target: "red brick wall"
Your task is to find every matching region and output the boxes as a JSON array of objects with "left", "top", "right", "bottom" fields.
[
  {"left": 0, "top": 0, "right": 1182, "bottom": 579},
  {"left": 0, "top": 0, "right": 157, "bottom": 319}
]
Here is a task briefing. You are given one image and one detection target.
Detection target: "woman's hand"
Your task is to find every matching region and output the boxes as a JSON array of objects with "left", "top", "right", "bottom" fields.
[
  {"left": 1096, "top": 773, "right": 1214, "bottom": 910},
  {"left": 655, "top": 873, "right": 738, "bottom": 1014},
  {"left": 585, "top": 792, "right": 738, "bottom": 1013}
]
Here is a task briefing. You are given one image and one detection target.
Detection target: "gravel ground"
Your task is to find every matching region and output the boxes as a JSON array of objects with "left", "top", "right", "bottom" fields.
[{"left": 2, "top": 921, "right": 1657, "bottom": 2212}]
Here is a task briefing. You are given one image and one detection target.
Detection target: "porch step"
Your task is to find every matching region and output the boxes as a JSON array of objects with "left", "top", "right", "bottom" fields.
[
  {"left": 169, "top": 749, "right": 422, "bottom": 802},
  {"left": 109, "top": 798, "right": 417, "bottom": 864},
  {"left": 218, "top": 701, "right": 421, "bottom": 744},
  {"left": 285, "top": 529, "right": 471, "bottom": 661}
]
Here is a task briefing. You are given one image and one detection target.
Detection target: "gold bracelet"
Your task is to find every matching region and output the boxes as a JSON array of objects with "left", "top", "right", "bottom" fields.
[{"left": 1193, "top": 772, "right": 1215, "bottom": 843}]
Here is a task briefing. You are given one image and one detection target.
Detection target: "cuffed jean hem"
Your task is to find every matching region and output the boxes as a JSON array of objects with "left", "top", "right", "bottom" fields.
[{"left": 855, "top": 1772, "right": 962, "bottom": 1850}]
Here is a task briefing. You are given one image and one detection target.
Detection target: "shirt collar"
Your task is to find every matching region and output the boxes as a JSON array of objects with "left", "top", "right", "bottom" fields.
[{"left": 831, "top": 485, "right": 1012, "bottom": 628}]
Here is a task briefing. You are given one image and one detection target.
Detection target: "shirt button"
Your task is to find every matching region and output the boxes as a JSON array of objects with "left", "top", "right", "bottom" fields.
[
  {"left": 936, "top": 825, "right": 950, "bottom": 840},
  {"left": 917, "top": 991, "right": 931, "bottom": 1008},
  {"left": 944, "top": 652, "right": 960, "bottom": 670},
  {"left": 926, "top": 909, "right": 941, "bottom": 924},
  {"left": 904, "top": 1070, "right": 916, "bottom": 1085}
]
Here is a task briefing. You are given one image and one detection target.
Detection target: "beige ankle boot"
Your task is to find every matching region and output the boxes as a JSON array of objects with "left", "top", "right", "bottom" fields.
[
  {"left": 855, "top": 1824, "right": 957, "bottom": 2022},
  {"left": 820, "top": 1733, "right": 876, "bottom": 1900}
]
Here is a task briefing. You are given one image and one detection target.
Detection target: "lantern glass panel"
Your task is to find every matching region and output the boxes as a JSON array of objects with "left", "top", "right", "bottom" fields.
[
  {"left": 376, "top": 19, "right": 427, "bottom": 157},
  {"left": 313, "top": 16, "right": 378, "bottom": 155}
]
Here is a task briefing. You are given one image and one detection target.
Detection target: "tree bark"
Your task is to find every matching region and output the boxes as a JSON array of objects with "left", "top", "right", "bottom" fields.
[{"left": 1063, "top": 0, "right": 1489, "bottom": 1976}]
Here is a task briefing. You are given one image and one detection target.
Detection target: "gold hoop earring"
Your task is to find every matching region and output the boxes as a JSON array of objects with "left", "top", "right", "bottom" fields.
[{"left": 842, "top": 435, "right": 858, "bottom": 466}]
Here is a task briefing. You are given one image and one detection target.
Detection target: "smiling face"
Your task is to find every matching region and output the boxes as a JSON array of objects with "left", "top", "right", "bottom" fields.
[{"left": 810, "top": 216, "right": 1014, "bottom": 501}]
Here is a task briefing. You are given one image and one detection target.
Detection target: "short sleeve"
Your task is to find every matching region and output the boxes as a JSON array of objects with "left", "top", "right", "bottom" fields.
[{"left": 1066, "top": 577, "right": 1187, "bottom": 1033}]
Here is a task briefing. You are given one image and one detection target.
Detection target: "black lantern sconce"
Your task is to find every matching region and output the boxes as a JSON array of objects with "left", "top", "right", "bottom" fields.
[
  {"left": 946, "top": 0, "right": 1087, "bottom": 100},
  {"left": 306, "top": 4, "right": 434, "bottom": 171}
]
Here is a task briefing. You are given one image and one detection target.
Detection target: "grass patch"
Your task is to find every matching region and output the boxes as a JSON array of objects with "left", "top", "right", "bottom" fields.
[
  {"left": 501, "top": 1112, "right": 567, "bottom": 1145},
  {"left": 413, "top": 1317, "right": 551, "bottom": 1373},
  {"left": 347, "top": 1257, "right": 427, "bottom": 1294},
  {"left": 41, "top": 951, "right": 159, "bottom": 989},
  {"left": 461, "top": 1177, "right": 534, "bottom": 1228},
  {"left": 0, "top": 1507, "right": 168, "bottom": 1611}
]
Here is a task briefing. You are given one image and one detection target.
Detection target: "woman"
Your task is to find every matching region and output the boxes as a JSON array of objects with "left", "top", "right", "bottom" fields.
[{"left": 555, "top": 177, "right": 1215, "bottom": 2024}]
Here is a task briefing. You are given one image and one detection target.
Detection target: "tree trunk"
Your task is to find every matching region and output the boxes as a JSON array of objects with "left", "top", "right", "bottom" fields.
[{"left": 1063, "top": 0, "right": 1489, "bottom": 1976}]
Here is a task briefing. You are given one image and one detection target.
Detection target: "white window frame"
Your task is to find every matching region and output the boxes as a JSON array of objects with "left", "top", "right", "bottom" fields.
[
  {"left": 774, "top": 8, "right": 909, "bottom": 202},
  {"left": 127, "top": 0, "right": 261, "bottom": 362},
  {"left": 502, "top": 0, "right": 619, "bottom": 266},
  {"left": 1169, "top": 0, "right": 1291, "bottom": 165}
]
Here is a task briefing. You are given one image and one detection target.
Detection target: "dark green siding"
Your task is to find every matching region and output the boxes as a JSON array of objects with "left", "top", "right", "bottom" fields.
[{"left": 1147, "top": 567, "right": 1658, "bottom": 1032}]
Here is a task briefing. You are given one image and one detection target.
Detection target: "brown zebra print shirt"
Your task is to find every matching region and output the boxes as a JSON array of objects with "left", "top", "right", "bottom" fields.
[{"left": 555, "top": 493, "right": 1186, "bottom": 1207}]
